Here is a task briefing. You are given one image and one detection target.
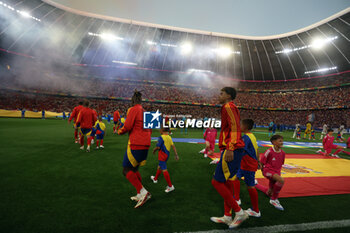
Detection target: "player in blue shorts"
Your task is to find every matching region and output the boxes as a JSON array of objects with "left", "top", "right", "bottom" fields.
[
  {"left": 233, "top": 119, "right": 260, "bottom": 217},
  {"left": 150, "top": 128, "right": 179, "bottom": 193},
  {"left": 210, "top": 87, "right": 248, "bottom": 229}
]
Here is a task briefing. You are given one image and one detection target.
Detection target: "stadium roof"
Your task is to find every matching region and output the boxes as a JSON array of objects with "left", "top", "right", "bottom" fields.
[{"left": 0, "top": 0, "right": 350, "bottom": 81}]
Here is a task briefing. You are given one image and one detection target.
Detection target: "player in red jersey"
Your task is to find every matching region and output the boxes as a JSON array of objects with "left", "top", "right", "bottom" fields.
[
  {"left": 113, "top": 110, "right": 120, "bottom": 134},
  {"left": 68, "top": 101, "right": 83, "bottom": 143},
  {"left": 210, "top": 87, "right": 248, "bottom": 229},
  {"left": 255, "top": 135, "right": 285, "bottom": 211},
  {"left": 90, "top": 108, "right": 98, "bottom": 145},
  {"left": 199, "top": 127, "right": 217, "bottom": 158},
  {"left": 75, "top": 100, "right": 97, "bottom": 152},
  {"left": 316, "top": 129, "right": 350, "bottom": 157},
  {"left": 232, "top": 119, "right": 261, "bottom": 217},
  {"left": 118, "top": 90, "right": 152, "bottom": 208}
]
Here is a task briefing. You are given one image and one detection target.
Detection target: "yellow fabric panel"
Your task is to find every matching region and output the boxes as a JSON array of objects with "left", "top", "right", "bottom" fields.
[
  {"left": 256, "top": 158, "right": 350, "bottom": 178},
  {"left": 0, "top": 109, "right": 68, "bottom": 118},
  {"left": 0, "top": 109, "right": 21, "bottom": 117},
  {"left": 161, "top": 134, "right": 174, "bottom": 151}
]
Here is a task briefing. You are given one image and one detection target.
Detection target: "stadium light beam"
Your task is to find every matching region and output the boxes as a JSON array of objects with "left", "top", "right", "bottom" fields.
[
  {"left": 188, "top": 69, "right": 213, "bottom": 73},
  {"left": 276, "top": 36, "right": 338, "bottom": 54},
  {"left": 112, "top": 60, "right": 138, "bottom": 66},
  {"left": 0, "top": 2, "right": 41, "bottom": 21},
  {"left": 304, "top": 66, "right": 337, "bottom": 74},
  {"left": 180, "top": 42, "right": 193, "bottom": 55}
]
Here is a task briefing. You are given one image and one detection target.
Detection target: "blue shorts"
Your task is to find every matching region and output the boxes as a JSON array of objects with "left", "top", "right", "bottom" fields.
[
  {"left": 96, "top": 132, "right": 104, "bottom": 140},
  {"left": 80, "top": 128, "right": 92, "bottom": 136},
  {"left": 213, "top": 149, "right": 244, "bottom": 183},
  {"left": 236, "top": 169, "right": 256, "bottom": 187},
  {"left": 159, "top": 161, "right": 167, "bottom": 170},
  {"left": 122, "top": 146, "right": 149, "bottom": 168},
  {"left": 114, "top": 121, "right": 118, "bottom": 125}
]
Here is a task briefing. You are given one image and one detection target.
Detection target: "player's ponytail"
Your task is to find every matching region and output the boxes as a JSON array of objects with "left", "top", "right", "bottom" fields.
[{"left": 131, "top": 89, "right": 142, "bottom": 106}]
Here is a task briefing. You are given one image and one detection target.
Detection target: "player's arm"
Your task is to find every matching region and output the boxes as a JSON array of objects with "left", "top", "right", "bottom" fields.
[
  {"left": 224, "top": 105, "right": 240, "bottom": 162},
  {"left": 153, "top": 136, "right": 163, "bottom": 154},
  {"left": 118, "top": 108, "right": 136, "bottom": 135},
  {"left": 260, "top": 149, "right": 270, "bottom": 169},
  {"left": 170, "top": 139, "right": 179, "bottom": 160},
  {"left": 68, "top": 108, "right": 76, "bottom": 123},
  {"left": 153, "top": 147, "right": 160, "bottom": 154},
  {"left": 75, "top": 112, "right": 82, "bottom": 127},
  {"left": 171, "top": 145, "right": 179, "bottom": 160}
]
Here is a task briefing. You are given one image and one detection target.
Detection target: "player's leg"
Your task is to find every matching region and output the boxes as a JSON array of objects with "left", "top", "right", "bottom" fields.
[
  {"left": 151, "top": 165, "right": 162, "bottom": 183},
  {"left": 74, "top": 128, "right": 79, "bottom": 143},
  {"left": 99, "top": 138, "right": 104, "bottom": 148},
  {"left": 86, "top": 130, "right": 92, "bottom": 152},
  {"left": 241, "top": 170, "right": 260, "bottom": 217},
  {"left": 269, "top": 174, "right": 284, "bottom": 210},
  {"left": 334, "top": 145, "right": 350, "bottom": 156},
  {"left": 232, "top": 172, "right": 241, "bottom": 204},
  {"left": 204, "top": 141, "right": 210, "bottom": 157},
  {"left": 157, "top": 161, "right": 174, "bottom": 192},
  {"left": 123, "top": 149, "right": 150, "bottom": 207},
  {"left": 211, "top": 150, "right": 248, "bottom": 228},
  {"left": 208, "top": 140, "right": 215, "bottom": 156}
]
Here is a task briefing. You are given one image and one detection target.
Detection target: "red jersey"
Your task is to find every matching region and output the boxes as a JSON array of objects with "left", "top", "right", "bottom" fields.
[
  {"left": 218, "top": 101, "right": 245, "bottom": 151},
  {"left": 240, "top": 133, "right": 259, "bottom": 171},
  {"left": 113, "top": 110, "right": 120, "bottom": 122},
  {"left": 76, "top": 107, "right": 97, "bottom": 129},
  {"left": 118, "top": 104, "right": 151, "bottom": 150},
  {"left": 92, "top": 109, "right": 97, "bottom": 118},
  {"left": 260, "top": 147, "right": 285, "bottom": 174},
  {"left": 69, "top": 105, "right": 83, "bottom": 123},
  {"left": 204, "top": 128, "right": 217, "bottom": 142},
  {"left": 323, "top": 134, "right": 337, "bottom": 150}
]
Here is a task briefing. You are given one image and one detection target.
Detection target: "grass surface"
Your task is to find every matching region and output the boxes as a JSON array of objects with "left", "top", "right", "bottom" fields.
[{"left": 0, "top": 118, "right": 349, "bottom": 233}]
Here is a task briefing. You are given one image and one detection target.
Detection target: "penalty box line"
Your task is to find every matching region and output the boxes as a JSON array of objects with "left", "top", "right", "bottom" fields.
[{"left": 183, "top": 219, "right": 350, "bottom": 233}]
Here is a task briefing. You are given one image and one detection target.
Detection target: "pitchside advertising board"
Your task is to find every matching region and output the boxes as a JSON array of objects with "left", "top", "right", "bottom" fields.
[{"left": 143, "top": 110, "right": 221, "bottom": 129}]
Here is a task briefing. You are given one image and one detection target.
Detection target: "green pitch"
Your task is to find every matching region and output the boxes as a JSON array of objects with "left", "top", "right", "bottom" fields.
[{"left": 0, "top": 118, "right": 349, "bottom": 233}]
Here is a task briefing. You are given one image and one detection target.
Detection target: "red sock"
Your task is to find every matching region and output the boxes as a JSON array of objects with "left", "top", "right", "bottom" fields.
[
  {"left": 113, "top": 126, "right": 115, "bottom": 131},
  {"left": 96, "top": 140, "right": 100, "bottom": 147},
  {"left": 334, "top": 149, "right": 342, "bottom": 155},
  {"left": 74, "top": 130, "right": 78, "bottom": 140},
  {"left": 248, "top": 187, "right": 259, "bottom": 212},
  {"left": 255, "top": 183, "right": 269, "bottom": 194},
  {"left": 163, "top": 171, "right": 172, "bottom": 187},
  {"left": 233, "top": 179, "right": 241, "bottom": 201},
  {"left": 154, "top": 169, "right": 162, "bottom": 180},
  {"left": 87, "top": 137, "right": 92, "bottom": 146},
  {"left": 269, "top": 179, "right": 276, "bottom": 190},
  {"left": 100, "top": 139, "right": 103, "bottom": 146},
  {"left": 342, "top": 150, "right": 350, "bottom": 155},
  {"left": 80, "top": 136, "right": 84, "bottom": 146},
  {"left": 271, "top": 182, "right": 283, "bottom": 200},
  {"left": 212, "top": 179, "right": 241, "bottom": 213},
  {"left": 135, "top": 171, "right": 142, "bottom": 182},
  {"left": 319, "top": 150, "right": 327, "bottom": 156},
  {"left": 126, "top": 171, "right": 142, "bottom": 193},
  {"left": 224, "top": 180, "right": 234, "bottom": 216}
]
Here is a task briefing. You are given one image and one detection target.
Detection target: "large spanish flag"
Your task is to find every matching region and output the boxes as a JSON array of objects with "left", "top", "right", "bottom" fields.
[{"left": 209, "top": 153, "right": 350, "bottom": 197}]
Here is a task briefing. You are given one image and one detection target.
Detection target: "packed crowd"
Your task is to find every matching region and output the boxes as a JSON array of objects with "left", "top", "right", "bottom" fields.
[
  {"left": 0, "top": 90, "right": 348, "bottom": 127},
  {"left": 2, "top": 74, "right": 349, "bottom": 109}
]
